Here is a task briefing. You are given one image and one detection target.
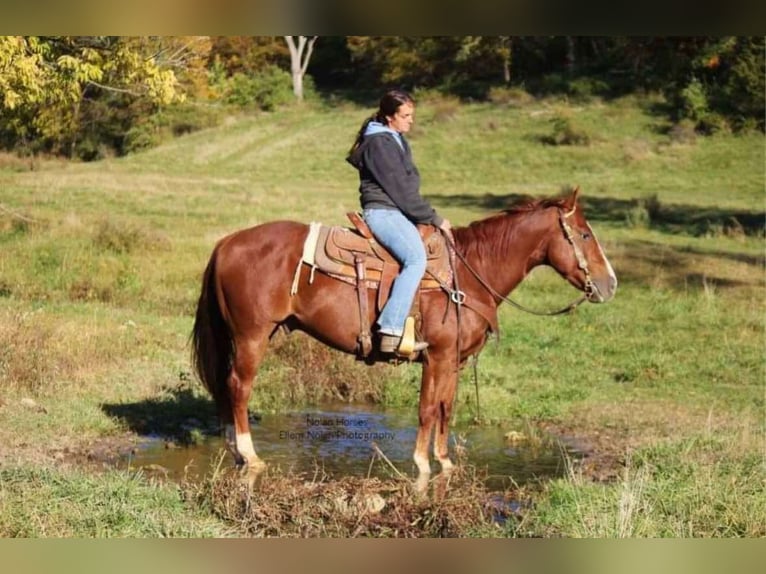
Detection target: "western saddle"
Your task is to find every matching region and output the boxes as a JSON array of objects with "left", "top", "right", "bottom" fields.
[{"left": 293, "top": 213, "right": 453, "bottom": 358}]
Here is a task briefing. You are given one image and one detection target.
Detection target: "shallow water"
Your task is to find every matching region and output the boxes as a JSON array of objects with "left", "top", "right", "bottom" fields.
[{"left": 123, "top": 402, "right": 579, "bottom": 490}]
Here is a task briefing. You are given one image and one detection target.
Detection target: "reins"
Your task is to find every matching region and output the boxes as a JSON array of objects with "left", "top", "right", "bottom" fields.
[{"left": 441, "top": 207, "right": 592, "bottom": 320}]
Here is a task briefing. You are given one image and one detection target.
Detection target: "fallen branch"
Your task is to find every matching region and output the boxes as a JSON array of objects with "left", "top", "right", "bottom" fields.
[{"left": 370, "top": 442, "right": 408, "bottom": 480}]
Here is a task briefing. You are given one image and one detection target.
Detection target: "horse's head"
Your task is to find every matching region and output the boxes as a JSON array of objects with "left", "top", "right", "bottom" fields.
[{"left": 546, "top": 187, "right": 617, "bottom": 303}]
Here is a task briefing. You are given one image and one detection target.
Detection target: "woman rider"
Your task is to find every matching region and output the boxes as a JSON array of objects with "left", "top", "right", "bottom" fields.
[{"left": 346, "top": 90, "right": 453, "bottom": 354}]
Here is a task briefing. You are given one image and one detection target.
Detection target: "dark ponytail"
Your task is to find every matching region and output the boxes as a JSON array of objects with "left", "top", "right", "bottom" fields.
[{"left": 347, "top": 89, "right": 414, "bottom": 157}]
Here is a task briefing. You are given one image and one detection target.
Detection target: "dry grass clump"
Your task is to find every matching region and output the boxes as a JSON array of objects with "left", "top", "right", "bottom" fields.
[
  {"left": 543, "top": 112, "right": 592, "bottom": 146},
  {"left": 430, "top": 95, "right": 461, "bottom": 123},
  {"left": 621, "top": 138, "right": 654, "bottom": 163},
  {"left": 93, "top": 218, "right": 172, "bottom": 255},
  {"left": 488, "top": 86, "right": 536, "bottom": 107},
  {"left": 0, "top": 310, "right": 72, "bottom": 394},
  {"left": 413, "top": 91, "right": 461, "bottom": 124},
  {"left": 668, "top": 119, "right": 698, "bottom": 144},
  {"left": 184, "top": 456, "right": 513, "bottom": 537},
  {"left": 0, "top": 306, "right": 149, "bottom": 395},
  {"left": 0, "top": 151, "right": 33, "bottom": 172}
]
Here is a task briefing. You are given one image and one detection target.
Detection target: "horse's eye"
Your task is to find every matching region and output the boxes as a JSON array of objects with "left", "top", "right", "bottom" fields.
[{"left": 581, "top": 232, "right": 592, "bottom": 241}]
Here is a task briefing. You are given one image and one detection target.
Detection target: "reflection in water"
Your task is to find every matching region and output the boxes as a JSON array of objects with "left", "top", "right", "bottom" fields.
[{"left": 124, "top": 403, "right": 579, "bottom": 490}]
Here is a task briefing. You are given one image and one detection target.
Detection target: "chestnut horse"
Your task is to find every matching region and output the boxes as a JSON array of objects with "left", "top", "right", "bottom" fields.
[{"left": 191, "top": 187, "right": 617, "bottom": 490}]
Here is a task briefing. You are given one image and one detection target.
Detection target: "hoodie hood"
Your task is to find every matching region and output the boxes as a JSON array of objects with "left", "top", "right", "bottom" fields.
[
  {"left": 346, "top": 121, "right": 404, "bottom": 169},
  {"left": 363, "top": 121, "right": 404, "bottom": 149}
]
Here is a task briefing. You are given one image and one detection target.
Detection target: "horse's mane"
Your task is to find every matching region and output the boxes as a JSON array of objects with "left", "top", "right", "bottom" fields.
[
  {"left": 454, "top": 196, "right": 568, "bottom": 261},
  {"left": 503, "top": 196, "right": 569, "bottom": 215}
]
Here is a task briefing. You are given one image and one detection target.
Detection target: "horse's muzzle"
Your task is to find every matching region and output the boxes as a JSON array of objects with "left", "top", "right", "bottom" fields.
[{"left": 587, "top": 275, "right": 617, "bottom": 303}]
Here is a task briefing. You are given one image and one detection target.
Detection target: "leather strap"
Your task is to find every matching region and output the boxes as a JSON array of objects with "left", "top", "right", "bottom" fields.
[
  {"left": 346, "top": 212, "right": 373, "bottom": 239},
  {"left": 462, "top": 296, "right": 499, "bottom": 334},
  {"left": 354, "top": 255, "right": 372, "bottom": 357}
]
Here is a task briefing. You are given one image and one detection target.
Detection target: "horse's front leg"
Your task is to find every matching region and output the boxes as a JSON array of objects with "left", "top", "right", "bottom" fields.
[
  {"left": 432, "top": 360, "right": 459, "bottom": 475},
  {"left": 413, "top": 354, "right": 458, "bottom": 493},
  {"left": 413, "top": 361, "right": 437, "bottom": 493}
]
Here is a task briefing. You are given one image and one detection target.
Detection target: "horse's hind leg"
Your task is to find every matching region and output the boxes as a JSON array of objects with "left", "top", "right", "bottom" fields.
[{"left": 225, "top": 329, "right": 270, "bottom": 477}]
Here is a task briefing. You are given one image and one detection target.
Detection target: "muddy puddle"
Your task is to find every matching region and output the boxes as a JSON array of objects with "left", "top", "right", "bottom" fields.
[{"left": 121, "top": 402, "right": 580, "bottom": 490}]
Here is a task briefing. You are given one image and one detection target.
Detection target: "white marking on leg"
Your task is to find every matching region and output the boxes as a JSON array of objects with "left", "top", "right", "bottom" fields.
[
  {"left": 413, "top": 452, "right": 431, "bottom": 494},
  {"left": 413, "top": 452, "right": 431, "bottom": 477},
  {"left": 236, "top": 432, "right": 256, "bottom": 460}
]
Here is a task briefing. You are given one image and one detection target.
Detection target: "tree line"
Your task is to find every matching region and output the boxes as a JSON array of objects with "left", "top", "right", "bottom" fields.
[{"left": 1, "top": 36, "right": 762, "bottom": 161}]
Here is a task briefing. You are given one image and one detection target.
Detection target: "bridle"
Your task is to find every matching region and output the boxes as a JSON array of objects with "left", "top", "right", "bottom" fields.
[
  {"left": 443, "top": 205, "right": 598, "bottom": 318},
  {"left": 558, "top": 205, "right": 598, "bottom": 303}
]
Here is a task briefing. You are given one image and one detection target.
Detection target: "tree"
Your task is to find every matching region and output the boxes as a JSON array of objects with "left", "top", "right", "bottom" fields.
[
  {"left": 0, "top": 36, "right": 184, "bottom": 156},
  {"left": 284, "top": 36, "right": 317, "bottom": 100},
  {"left": 208, "top": 36, "right": 288, "bottom": 77},
  {"left": 456, "top": 36, "right": 513, "bottom": 84}
]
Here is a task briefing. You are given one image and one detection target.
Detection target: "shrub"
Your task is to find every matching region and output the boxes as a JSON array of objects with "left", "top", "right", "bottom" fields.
[
  {"left": 123, "top": 120, "right": 163, "bottom": 154},
  {"left": 625, "top": 204, "right": 651, "bottom": 229},
  {"left": 671, "top": 38, "right": 765, "bottom": 134},
  {"left": 680, "top": 77, "right": 710, "bottom": 123},
  {"left": 223, "top": 66, "right": 295, "bottom": 111},
  {"left": 488, "top": 86, "right": 535, "bottom": 107},
  {"left": 718, "top": 37, "right": 765, "bottom": 132},
  {"left": 567, "top": 77, "right": 610, "bottom": 101},
  {"left": 697, "top": 113, "right": 731, "bottom": 135},
  {"left": 625, "top": 194, "right": 661, "bottom": 229},
  {"left": 544, "top": 113, "right": 592, "bottom": 146},
  {"left": 124, "top": 103, "right": 223, "bottom": 154}
]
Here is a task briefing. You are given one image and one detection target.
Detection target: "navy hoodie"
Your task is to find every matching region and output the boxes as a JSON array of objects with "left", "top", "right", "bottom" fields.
[{"left": 346, "top": 123, "right": 443, "bottom": 227}]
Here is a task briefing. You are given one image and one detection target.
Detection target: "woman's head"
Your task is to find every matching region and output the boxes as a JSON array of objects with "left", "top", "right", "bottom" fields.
[
  {"left": 348, "top": 89, "right": 416, "bottom": 157},
  {"left": 376, "top": 90, "right": 415, "bottom": 134}
]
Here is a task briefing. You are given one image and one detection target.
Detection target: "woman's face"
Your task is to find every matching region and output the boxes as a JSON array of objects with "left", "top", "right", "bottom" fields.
[{"left": 386, "top": 102, "right": 415, "bottom": 134}]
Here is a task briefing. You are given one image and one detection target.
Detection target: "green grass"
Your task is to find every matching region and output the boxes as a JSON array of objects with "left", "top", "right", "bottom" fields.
[
  {"left": 523, "top": 421, "right": 765, "bottom": 537},
  {"left": 0, "top": 467, "right": 231, "bottom": 537},
  {"left": 0, "top": 92, "right": 763, "bottom": 537}
]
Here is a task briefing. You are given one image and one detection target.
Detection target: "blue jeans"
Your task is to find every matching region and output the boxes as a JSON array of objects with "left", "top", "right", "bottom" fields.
[{"left": 363, "top": 208, "right": 427, "bottom": 336}]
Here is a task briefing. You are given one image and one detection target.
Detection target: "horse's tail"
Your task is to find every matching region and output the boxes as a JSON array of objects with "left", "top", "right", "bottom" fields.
[{"left": 191, "top": 245, "right": 232, "bottom": 412}]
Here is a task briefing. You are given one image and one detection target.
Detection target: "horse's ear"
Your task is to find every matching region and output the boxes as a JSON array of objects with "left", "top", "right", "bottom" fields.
[
  {"left": 563, "top": 186, "right": 580, "bottom": 214},
  {"left": 570, "top": 186, "right": 580, "bottom": 204}
]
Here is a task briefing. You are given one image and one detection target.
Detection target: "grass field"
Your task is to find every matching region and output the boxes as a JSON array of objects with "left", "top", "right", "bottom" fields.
[{"left": 0, "top": 91, "right": 763, "bottom": 537}]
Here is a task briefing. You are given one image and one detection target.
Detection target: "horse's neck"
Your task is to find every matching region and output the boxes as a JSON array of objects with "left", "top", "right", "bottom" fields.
[{"left": 456, "top": 210, "right": 550, "bottom": 298}]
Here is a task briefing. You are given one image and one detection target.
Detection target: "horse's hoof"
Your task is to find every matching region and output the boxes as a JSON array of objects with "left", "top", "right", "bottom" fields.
[
  {"left": 413, "top": 473, "right": 430, "bottom": 496},
  {"left": 238, "top": 460, "right": 267, "bottom": 490},
  {"left": 432, "top": 471, "right": 454, "bottom": 501}
]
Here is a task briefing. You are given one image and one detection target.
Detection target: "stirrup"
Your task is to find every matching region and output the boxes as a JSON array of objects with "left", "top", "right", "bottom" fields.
[
  {"left": 379, "top": 334, "right": 428, "bottom": 355},
  {"left": 380, "top": 317, "right": 427, "bottom": 356}
]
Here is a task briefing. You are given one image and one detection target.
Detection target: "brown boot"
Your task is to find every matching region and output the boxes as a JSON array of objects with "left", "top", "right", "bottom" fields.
[{"left": 379, "top": 334, "right": 428, "bottom": 355}]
